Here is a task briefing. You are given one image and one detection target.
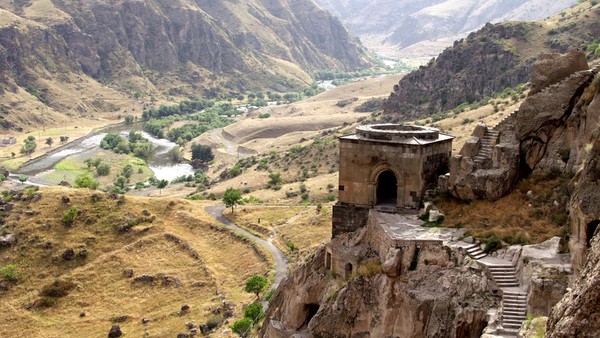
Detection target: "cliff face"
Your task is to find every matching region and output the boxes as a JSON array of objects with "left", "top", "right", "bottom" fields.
[
  {"left": 547, "top": 223, "right": 600, "bottom": 337},
  {"left": 261, "top": 226, "right": 495, "bottom": 337},
  {"left": 0, "top": 0, "right": 370, "bottom": 129},
  {"left": 382, "top": 4, "right": 600, "bottom": 122}
]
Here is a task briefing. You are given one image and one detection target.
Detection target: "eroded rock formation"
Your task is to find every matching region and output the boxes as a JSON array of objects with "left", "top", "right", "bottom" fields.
[
  {"left": 261, "top": 213, "right": 496, "bottom": 337},
  {"left": 546, "top": 227, "right": 600, "bottom": 337}
]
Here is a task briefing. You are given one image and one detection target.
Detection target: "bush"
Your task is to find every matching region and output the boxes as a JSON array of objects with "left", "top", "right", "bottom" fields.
[
  {"left": 191, "top": 143, "right": 214, "bottom": 163},
  {"left": 244, "top": 303, "right": 264, "bottom": 322},
  {"left": 96, "top": 163, "right": 111, "bottom": 176},
  {"left": 62, "top": 207, "right": 78, "bottom": 226},
  {"left": 484, "top": 235, "right": 502, "bottom": 253},
  {"left": 231, "top": 317, "right": 253, "bottom": 337},
  {"left": 0, "top": 264, "right": 17, "bottom": 281},
  {"left": 326, "top": 193, "right": 336, "bottom": 202},
  {"left": 75, "top": 175, "right": 99, "bottom": 190},
  {"left": 40, "top": 280, "right": 76, "bottom": 298}
]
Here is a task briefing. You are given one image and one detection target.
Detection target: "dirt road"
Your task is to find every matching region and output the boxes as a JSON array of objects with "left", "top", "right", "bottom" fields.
[{"left": 205, "top": 205, "right": 289, "bottom": 291}]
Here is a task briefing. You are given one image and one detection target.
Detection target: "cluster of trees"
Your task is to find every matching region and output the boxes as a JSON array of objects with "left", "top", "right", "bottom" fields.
[
  {"left": 144, "top": 111, "right": 231, "bottom": 144},
  {"left": 100, "top": 131, "right": 153, "bottom": 159},
  {"left": 20, "top": 136, "right": 36, "bottom": 155},
  {"left": 141, "top": 98, "right": 214, "bottom": 119}
]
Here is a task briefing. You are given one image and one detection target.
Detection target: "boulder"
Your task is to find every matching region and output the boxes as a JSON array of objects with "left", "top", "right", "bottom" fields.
[
  {"left": 0, "top": 233, "right": 17, "bottom": 247},
  {"left": 108, "top": 325, "right": 122, "bottom": 338},
  {"left": 428, "top": 210, "right": 444, "bottom": 222},
  {"left": 529, "top": 48, "right": 588, "bottom": 96},
  {"left": 61, "top": 248, "right": 76, "bottom": 261}
]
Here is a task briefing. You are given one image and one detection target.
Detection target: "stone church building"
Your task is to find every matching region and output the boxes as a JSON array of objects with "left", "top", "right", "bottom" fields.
[{"left": 332, "top": 124, "right": 453, "bottom": 237}]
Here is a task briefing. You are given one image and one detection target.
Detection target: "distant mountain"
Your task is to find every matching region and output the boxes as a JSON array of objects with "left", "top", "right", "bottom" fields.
[
  {"left": 383, "top": 2, "right": 600, "bottom": 121},
  {"left": 0, "top": 0, "right": 371, "bottom": 129},
  {"left": 314, "top": 0, "right": 578, "bottom": 58}
]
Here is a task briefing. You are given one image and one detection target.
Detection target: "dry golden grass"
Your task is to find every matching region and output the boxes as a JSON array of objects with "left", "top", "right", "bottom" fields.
[
  {"left": 438, "top": 173, "right": 569, "bottom": 245},
  {"left": 0, "top": 187, "right": 270, "bottom": 337},
  {"left": 226, "top": 205, "right": 332, "bottom": 261}
]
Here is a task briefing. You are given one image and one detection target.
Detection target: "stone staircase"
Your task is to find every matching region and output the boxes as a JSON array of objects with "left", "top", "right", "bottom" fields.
[
  {"left": 501, "top": 289, "right": 528, "bottom": 334},
  {"left": 494, "top": 109, "right": 518, "bottom": 131},
  {"left": 464, "top": 243, "right": 487, "bottom": 260},
  {"left": 459, "top": 244, "right": 527, "bottom": 335},
  {"left": 474, "top": 128, "right": 499, "bottom": 168},
  {"left": 486, "top": 262, "right": 527, "bottom": 335}
]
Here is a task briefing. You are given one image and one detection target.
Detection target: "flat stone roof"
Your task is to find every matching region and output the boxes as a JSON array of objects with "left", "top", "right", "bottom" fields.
[
  {"left": 341, "top": 124, "right": 454, "bottom": 145},
  {"left": 373, "top": 211, "right": 460, "bottom": 246}
]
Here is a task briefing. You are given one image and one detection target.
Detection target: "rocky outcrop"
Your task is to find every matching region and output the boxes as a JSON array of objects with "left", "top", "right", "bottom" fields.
[
  {"left": 529, "top": 48, "right": 589, "bottom": 95},
  {"left": 261, "top": 226, "right": 496, "bottom": 337},
  {"left": 383, "top": 22, "right": 535, "bottom": 122},
  {"left": 449, "top": 49, "right": 596, "bottom": 201},
  {"left": 546, "top": 227, "right": 600, "bottom": 337},
  {"left": 382, "top": 3, "right": 600, "bottom": 122}
]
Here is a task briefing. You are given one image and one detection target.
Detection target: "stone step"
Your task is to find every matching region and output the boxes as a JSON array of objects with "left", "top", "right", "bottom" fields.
[
  {"left": 503, "top": 318, "right": 525, "bottom": 325},
  {"left": 503, "top": 303, "right": 526, "bottom": 309},
  {"left": 497, "top": 282, "right": 520, "bottom": 287},
  {"left": 504, "top": 291, "right": 528, "bottom": 296},
  {"left": 504, "top": 297, "right": 526, "bottom": 302},
  {"left": 489, "top": 266, "right": 515, "bottom": 270},
  {"left": 472, "top": 253, "right": 487, "bottom": 259},
  {"left": 503, "top": 310, "right": 526, "bottom": 316}
]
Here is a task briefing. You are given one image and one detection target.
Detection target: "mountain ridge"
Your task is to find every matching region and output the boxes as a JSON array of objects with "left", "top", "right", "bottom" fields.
[{"left": 0, "top": 0, "right": 371, "bottom": 130}]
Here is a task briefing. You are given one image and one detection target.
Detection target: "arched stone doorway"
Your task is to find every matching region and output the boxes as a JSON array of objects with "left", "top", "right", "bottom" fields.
[
  {"left": 344, "top": 263, "right": 353, "bottom": 279},
  {"left": 587, "top": 220, "right": 599, "bottom": 247},
  {"left": 376, "top": 170, "right": 397, "bottom": 206}
]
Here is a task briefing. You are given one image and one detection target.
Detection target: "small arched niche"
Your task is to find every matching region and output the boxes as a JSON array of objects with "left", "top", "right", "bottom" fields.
[{"left": 376, "top": 170, "right": 398, "bottom": 206}]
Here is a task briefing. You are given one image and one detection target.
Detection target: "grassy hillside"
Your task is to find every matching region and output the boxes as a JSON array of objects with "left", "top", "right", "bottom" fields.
[{"left": 0, "top": 187, "right": 271, "bottom": 337}]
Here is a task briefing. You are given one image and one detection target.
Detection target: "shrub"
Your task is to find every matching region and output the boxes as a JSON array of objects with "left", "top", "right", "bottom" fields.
[
  {"left": 40, "top": 280, "right": 76, "bottom": 298},
  {"left": 326, "top": 193, "right": 336, "bottom": 202},
  {"left": 75, "top": 175, "right": 99, "bottom": 190},
  {"left": 484, "top": 235, "right": 501, "bottom": 253},
  {"left": 0, "top": 264, "right": 17, "bottom": 281},
  {"left": 62, "top": 207, "right": 78, "bottom": 226},
  {"left": 231, "top": 317, "right": 253, "bottom": 337},
  {"left": 96, "top": 163, "right": 111, "bottom": 176},
  {"left": 264, "top": 289, "right": 274, "bottom": 302},
  {"left": 244, "top": 303, "right": 264, "bottom": 322}
]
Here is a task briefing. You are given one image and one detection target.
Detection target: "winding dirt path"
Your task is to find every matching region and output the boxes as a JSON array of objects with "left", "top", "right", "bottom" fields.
[{"left": 205, "top": 205, "right": 288, "bottom": 291}]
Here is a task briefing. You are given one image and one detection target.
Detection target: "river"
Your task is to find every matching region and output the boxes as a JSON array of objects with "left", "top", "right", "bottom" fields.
[{"left": 13, "top": 122, "right": 195, "bottom": 186}]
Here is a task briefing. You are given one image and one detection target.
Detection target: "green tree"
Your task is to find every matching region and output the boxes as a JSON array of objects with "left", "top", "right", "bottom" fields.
[
  {"left": 59, "top": 136, "right": 69, "bottom": 143},
  {"left": 18, "top": 175, "right": 27, "bottom": 184},
  {"left": 244, "top": 303, "right": 264, "bottom": 323},
  {"left": 20, "top": 138, "right": 36, "bottom": 155},
  {"left": 191, "top": 143, "right": 214, "bottom": 163},
  {"left": 74, "top": 175, "right": 99, "bottom": 190},
  {"left": 244, "top": 275, "right": 268, "bottom": 298},
  {"left": 223, "top": 188, "right": 242, "bottom": 213},
  {"left": 231, "top": 317, "right": 253, "bottom": 338},
  {"left": 156, "top": 179, "right": 168, "bottom": 194},
  {"left": 96, "top": 163, "right": 111, "bottom": 176},
  {"left": 45, "top": 137, "right": 53, "bottom": 147},
  {"left": 0, "top": 173, "right": 5, "bottom": 183},
  {"left": 122, "top": 164, "right": 134, "bottom": 179},
  {"left": 124, "top": 115, "right": 135, "bottom": 125}
]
